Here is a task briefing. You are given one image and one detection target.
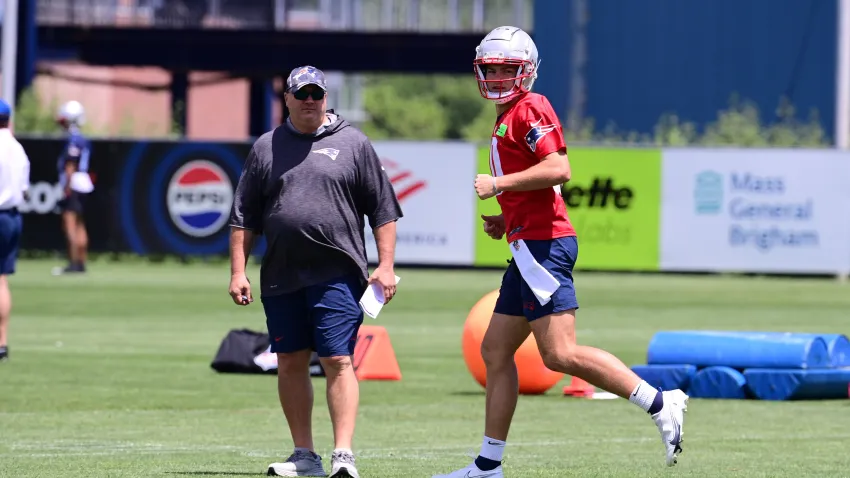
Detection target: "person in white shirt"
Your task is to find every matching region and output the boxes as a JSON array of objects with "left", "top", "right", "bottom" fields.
[{"left": 0, "top": 99, "right": 31, "bottom": 361}]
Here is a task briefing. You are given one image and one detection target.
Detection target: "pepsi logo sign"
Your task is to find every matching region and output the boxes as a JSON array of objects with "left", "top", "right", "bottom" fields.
[{"left": 166, "top": 160, "right": 234, "bottom": 238}]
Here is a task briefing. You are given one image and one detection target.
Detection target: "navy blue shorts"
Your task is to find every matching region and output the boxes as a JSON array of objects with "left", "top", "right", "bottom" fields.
[
  {"left": 58, "top": 191, "right": 88, "bottom": 215},
  {"left": 261, "top": 274, "right": 366, "bottom": 358},
  {"left": 494, "top": 236, "right": 580, "bottom": 321},
  {"left": 0, "top": 209, "right": 21, "bottom": 275}
]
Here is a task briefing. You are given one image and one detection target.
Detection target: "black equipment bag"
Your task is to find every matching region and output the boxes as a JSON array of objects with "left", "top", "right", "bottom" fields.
[{"left": 210, "top": 328, "right": 324, "bottom": 376}]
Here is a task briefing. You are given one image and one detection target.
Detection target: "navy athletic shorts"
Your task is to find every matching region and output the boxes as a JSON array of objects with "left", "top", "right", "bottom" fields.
[
  {"left": 0, "top": 209, "right": 21, "bottom": 275},
  {"left": 261, "top": 274, "right": 367, "bottom": 358},
  {"left": 58, "top": 191, "right": 88, "bottom": 215},
  {"left": 494, "top": 235, "right": 580, "bottom": 321}
]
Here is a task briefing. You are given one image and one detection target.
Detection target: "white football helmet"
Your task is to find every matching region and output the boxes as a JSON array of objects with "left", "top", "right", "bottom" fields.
[
  {"left": 474, "top": 26, "right": 540, "bottom": 104},
  {"left": 56, "top": 100, "right": 86, "bottom": 127}
]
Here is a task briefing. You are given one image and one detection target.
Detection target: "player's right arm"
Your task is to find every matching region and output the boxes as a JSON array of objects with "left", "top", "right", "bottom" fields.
[
  {"left": 228, "top": 228, "right": 254, "bottom": 306},
  {"left": 229, "top": 229, "right": 254, "bottom": 277},
  {"left": 481, "top": 214, "right": 506, "bottom": 240},
  {"left": 228, "top": 145, "right": 265, "bottom": 305}
]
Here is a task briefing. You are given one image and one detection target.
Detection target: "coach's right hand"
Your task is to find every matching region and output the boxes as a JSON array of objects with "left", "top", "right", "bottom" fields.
[
  {"left": 229, "top": 273, "right": 254, "bottom": 306},
  {"left": 481, "top": 214, "right": 506, "bottom": 240}
]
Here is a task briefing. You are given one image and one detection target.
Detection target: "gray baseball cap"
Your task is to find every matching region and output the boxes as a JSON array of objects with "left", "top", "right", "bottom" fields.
[{"left": 286, "top": 65, "right": 328, "bottom": 92}]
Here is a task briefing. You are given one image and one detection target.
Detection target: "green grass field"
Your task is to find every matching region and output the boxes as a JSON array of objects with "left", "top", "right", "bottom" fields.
[{"left": 1, "top": 259, "right": 849, "bottom": 477}]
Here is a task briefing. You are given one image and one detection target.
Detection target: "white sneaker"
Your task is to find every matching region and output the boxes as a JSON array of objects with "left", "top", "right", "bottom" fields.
[
  {"left": 267, "top": 449, "right": 327, "bottom": 477},
  {"left": 329, "top": 450, "right": 359, "bottom": 478},
  {"left": 651, "top": 389, "right": 689, "bottom": 466},
  {"left": 432, "top": 462, "right": 503, "bottom": 478}
]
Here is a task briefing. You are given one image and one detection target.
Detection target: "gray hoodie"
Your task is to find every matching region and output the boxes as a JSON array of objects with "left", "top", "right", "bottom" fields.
[{"left": 230, "top": 113, "right": 403, "bottom": 296}]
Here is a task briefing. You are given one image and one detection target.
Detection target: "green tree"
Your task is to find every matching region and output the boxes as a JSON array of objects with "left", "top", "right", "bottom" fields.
[
  {"left": 12, "top": 87, "right": 59, "bottom": 135},
  {"left": 360, "top": 84, "right": 448, "bottom": 139},
  {"left": 655, "top": 96, "right": 829, "bottom": 148},
  {"left": 461, "top": 105, "right": 498, "bottom": 142},
  {"left": 361, "top": 74, "right": 489, "bottom": 140},
  {"left": 361, "top": 74, "right": 832, "bottom": 148}
]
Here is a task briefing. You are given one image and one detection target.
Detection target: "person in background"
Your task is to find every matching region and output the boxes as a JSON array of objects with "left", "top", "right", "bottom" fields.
[
  {"left": 0, "top": 99, "right": 31, "bottom": 361},
  {"left": 53, "top": 100, "right": 93, "bottom": 276}
]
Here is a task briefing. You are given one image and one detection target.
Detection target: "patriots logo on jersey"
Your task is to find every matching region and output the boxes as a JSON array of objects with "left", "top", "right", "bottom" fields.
[{"left": 524, "top": 120, "right": 557, "bottom": 153}]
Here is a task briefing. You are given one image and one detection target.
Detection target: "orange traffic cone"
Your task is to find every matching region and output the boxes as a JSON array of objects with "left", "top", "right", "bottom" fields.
[
  {"left": 352, "top": 325, "right": 402, "bottom": 381},
  {"left": 563, "top": 376, "right": 595, "bottom": 397}
]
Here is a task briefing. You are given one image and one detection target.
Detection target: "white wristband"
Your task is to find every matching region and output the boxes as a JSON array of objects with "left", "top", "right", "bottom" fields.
[{"left": 492, "top": 176, "right": 498, "bottom": 194}]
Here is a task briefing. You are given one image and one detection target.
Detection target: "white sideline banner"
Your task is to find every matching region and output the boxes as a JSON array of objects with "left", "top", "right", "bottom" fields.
[
  {"left": 364, "top": 141, "right": 477, "bottom": 266},
  {"left": 660, "top": 149, "right": 850, "bottom": 274}
]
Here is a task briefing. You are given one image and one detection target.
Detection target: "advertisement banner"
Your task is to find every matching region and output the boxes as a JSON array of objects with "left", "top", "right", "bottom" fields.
[
  {"left": 474, "top": 146, "right": 662, "bottom": 271},
  {"left": 116, "top": 141, "right": 251, "bottom": 256},
  {"left": 15, "top": 138, "right": 251, "bottom": 256},
  {"left": 660, "top": 149, "right": 850, "bottom": 274},
  {"left": 15, "top": 137, "right": 478, "bottom": 264},
  {"left": 364, "top": 141, "right": 477, "bottom": 265}
]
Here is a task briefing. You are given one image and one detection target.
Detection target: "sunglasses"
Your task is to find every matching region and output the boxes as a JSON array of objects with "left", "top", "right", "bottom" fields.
[{"left": 292, "top": 88, "right": 326, "bottom": 101}]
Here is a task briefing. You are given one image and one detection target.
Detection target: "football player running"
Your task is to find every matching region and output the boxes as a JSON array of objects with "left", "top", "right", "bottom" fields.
[{"left": 432, "top": 26, "right": 689, "bottom": 478}]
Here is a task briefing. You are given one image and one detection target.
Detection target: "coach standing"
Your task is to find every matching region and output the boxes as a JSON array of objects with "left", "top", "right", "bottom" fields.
[
  {"left": 0, "top": 99, "right": 31, "bottom": 362},
  {"left": 228, "top": 65, "right": 403, "bottom": 478}
]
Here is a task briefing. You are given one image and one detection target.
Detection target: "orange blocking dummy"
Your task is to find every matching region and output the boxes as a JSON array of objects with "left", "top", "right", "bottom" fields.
[{"left": 462, "top": 290, "right": 564, "bottom": 395}]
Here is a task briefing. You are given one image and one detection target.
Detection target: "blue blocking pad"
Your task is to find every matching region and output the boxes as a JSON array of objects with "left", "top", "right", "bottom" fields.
[
  {"left": 743, "top": 368, "right": 850, "bottom": 401},
  {"left": 630, "top": 364, "right": 697, "bottom": 391},
  {"left": 688, "top": 366, "right": 749, "bottom": 399},
  {"left": 646, "top": 330, "right": 831, "bottom": 370},
  {"left": 815, "top": 334, "right": 850, "bottom": 368},
  {"left": 725, "top": 332, "right": 850, "bottom": 368}
]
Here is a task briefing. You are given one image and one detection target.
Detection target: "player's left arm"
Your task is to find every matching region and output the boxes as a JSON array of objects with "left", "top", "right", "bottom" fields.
[
  {"left": 494, "top": 149, "right": 569, "bottom": 192},
  {"left": 487, "top": 96, "right": 570, "bottom": 194},
  {"left": 19, "top": 145, "right": 30, "bottom": 201},
  {"left": 356, "top": 138, "right": 402, "bottom": 302}
]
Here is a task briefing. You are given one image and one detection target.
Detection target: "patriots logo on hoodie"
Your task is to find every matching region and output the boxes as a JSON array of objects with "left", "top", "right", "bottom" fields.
[{"left": 312, "top": 148, "right": 340, "bottom": 161}]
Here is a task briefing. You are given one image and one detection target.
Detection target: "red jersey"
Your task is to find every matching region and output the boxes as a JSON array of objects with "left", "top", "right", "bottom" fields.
[{"left": 488, "top": 93, "right": 576, "bottom": 242}]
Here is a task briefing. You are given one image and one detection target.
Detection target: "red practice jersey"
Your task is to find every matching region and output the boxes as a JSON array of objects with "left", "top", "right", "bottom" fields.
[{"left": 488, "top": 93, "right": 576, "bottom": 242}]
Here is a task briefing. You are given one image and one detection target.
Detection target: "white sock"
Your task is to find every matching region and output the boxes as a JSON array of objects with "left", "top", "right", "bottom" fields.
[
  {"left": 333, "top": 447, "right": 353, "bottom": 456},
  {"left": 479, "top": 436, "right": 505, "bottom": 462},
  {"left": 629, "top": 380, "right": 659, "bottom": 413}
]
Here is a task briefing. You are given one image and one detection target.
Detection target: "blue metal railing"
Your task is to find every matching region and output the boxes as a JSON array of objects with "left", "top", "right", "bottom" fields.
[{"left": 36, "top": 0, "right": 534, "bottom": 33}]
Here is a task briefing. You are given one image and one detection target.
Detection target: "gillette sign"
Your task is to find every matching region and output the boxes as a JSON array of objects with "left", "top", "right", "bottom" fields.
[{"left": 660, "top": 149, "right": 850, "bottom": 274}]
